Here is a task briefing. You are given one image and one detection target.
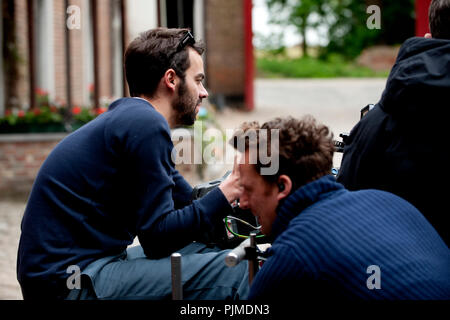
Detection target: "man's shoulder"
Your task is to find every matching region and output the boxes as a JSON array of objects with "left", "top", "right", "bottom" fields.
[
  {"left": 107, "top": 98, "right": 169, "bottom": 134},
  {"left": 280, "top": 188, "right": 419, "bottom": 242},
  {"left": 110, "top": 98, "right": 164, "bottom": 119}
]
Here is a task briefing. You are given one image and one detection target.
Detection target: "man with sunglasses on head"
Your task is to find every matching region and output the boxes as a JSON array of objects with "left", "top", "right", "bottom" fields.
[{"left": 17, "top": 28, "right": 248, "bottom": 300}]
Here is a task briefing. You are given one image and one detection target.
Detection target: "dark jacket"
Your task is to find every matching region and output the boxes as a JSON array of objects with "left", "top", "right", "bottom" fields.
[
  {"left": 17, "top": 98, "right": 231, "bottom": 299},
  {"left": 337, "top": 37, "right": 450, "bottom": 244},
  {"left": 248, "top": 175, "right": 450, "bottom": 300}
]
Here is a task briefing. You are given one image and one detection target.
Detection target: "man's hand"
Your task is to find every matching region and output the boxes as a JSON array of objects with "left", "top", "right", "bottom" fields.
[{"left": 219, "top": 155, "right": 243, "bottom": 203}]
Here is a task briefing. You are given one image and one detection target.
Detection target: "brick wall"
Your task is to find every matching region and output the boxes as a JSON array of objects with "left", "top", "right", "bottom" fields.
[
  {"left": 11, "top": 0, "right": 115, "bottom": 108},
  {"left": 0, "top": 133, "right": 203, "bottom": 199},
  {"left": 0, "top": 134, "right": 65, "bottom": 198},
  {"left": 205, "top": 0, "right": 245, "bottom": 105}
]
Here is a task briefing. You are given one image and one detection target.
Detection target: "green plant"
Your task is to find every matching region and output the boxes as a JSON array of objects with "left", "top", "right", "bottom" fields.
[
  {"left": 0, "top": 106, "right": 66, "bottom": 133},
  {"left": 1, "top": 106, "right": 63, "bottom": 126},
  {"left": 36, "top": 88, "right": 50, "bottom": 107},
  {"left": 0, "top": 87, "right": 111, "bottom": 133},
  {"left": 71, "top": 106, "right": 95, "bottom": 124},
  {"left": 257, "top": 54, "right": 390, "bottom": 78}
]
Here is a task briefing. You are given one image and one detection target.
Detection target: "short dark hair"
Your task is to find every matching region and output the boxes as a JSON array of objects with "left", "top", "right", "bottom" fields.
[
  {"left": 231, "top": 116, "right": 334, "bottom": 190},
  {"left": 124, "top": 28, "right": 205, "bottom": 97},
  {"left": 429, "top": 0, "right": 450, "bottom": 39}
]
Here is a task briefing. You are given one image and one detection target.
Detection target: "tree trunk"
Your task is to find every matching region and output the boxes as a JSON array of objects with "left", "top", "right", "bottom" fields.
[{"left": 301, "top": 16, "right": 308, "bottom": 58}]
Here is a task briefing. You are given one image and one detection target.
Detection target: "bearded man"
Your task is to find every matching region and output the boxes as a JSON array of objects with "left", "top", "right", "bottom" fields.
[{"left": 17, "top": 28, "right": 248, "bottom": 300}]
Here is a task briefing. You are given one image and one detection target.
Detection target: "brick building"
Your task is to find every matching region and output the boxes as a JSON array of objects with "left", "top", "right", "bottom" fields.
[
  {"left": 0, "top": 0, "right": 254, "bottom": 114},
  {"left": 0, "top": 0, "right": 254, "bottom": 197}
]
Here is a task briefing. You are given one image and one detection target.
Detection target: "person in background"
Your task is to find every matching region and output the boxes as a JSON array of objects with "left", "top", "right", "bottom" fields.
[
  {"left": 337, "top": 0, "right": 450, "bottom": 245},
  {"left": 232, "top": 116, "right": 449, "bottom": 300}
]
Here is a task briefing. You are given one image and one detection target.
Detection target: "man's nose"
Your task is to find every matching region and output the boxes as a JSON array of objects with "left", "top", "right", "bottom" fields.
[{"left": 200, "top": 83, "right": 208, "bottom": 99}]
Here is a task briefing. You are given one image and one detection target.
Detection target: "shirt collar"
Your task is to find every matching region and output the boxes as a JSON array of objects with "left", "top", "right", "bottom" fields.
[{"left": 271, "top": 175, "right": 344, "bottom": 239}]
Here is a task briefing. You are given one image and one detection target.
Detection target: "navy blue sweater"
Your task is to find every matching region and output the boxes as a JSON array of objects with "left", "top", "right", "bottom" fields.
[
  {"left": 17, "top": 98, "right": 231, "bottom": 299},
  {"left": 248, "top": 175, "right": 450, "bottom": 300}
]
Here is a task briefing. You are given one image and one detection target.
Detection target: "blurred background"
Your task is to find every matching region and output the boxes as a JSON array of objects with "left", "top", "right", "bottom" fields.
[{"left": 0, "top": 0, "right": 432, "bottom": 299}]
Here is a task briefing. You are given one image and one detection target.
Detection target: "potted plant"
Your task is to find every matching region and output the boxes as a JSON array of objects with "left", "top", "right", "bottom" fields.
[
  {"left": 0, "top": 106, "right": 65, "bottom": 133},
  {"left": 69, "top": 106, "right": 107, "bottom": 131}
]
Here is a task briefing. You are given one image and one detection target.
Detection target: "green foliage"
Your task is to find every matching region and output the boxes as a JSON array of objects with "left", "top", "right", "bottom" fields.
[
  {"left": 0, "top": 106, "right": 65, "bottom": 133},
  {"left": 324, "top": 1, "right": 381, "bottom": 59},
  {"left": 0, "top": 89, "right": 64, "bottom": 132},
  {"left": 0, "top": 89, "right": 110, "bottom": 133},
  {"left": 0, "top": 107, "right": 63, "bottom": 126},
  {"left": 254, "top": 31, "right": 286, "bottom": 55},
  {"left": 71, "top": 107, "right": 96, "bottom": 124},
  {"left": 267, "top": 0, "right": 328, "bottom": 56},
  {"left": 324, "top": 0, "right": 414, "bottom": 58},
  {"left": 264, "top": 0, "right": 416, "bottom": 59},
  {"left": 257, "top": 54, "right": 389, "bottom": 78},
  {"left": 378, "top": 0, "right": 415, "bottom": 44}
]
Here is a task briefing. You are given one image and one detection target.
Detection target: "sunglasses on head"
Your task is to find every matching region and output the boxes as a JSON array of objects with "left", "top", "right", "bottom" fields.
[
  {"left": 177, "top": 31, "right": 195, "bottom": 52},
  {"left": 168, "top": 31, "right": 195, "bottom": 64}
]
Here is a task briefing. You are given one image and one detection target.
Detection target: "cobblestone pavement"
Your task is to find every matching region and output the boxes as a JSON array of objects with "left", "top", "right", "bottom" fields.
[
  {"left": 0, "top": 201, "right": 26, "bottom": 299},
  {"left": 0, "top": 78, "right": 387, "bottom": 300}
]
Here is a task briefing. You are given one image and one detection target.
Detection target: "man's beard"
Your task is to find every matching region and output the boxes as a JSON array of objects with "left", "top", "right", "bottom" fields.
[{"left": 172, "top": 79, "right": 200, "bottom": 127}]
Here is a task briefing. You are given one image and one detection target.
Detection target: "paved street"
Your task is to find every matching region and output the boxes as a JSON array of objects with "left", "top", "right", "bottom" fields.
[
  {"left": 215, "top": 78, "right": 386, "bottom": 169},
  {"left": 0, "top": 78, "right": 387, "bottom": 300},
  {"left": 219, "top": 78, "right": 386, "bottom": 141},
  {"left": 0, "top": 201, "right": 26, "bottom": 299}
]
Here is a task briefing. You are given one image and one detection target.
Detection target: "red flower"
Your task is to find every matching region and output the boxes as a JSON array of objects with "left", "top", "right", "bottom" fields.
[
  {"left": 5, "top": 110, "right": 12, "bottom": 116},
  {"left": 18, "top": 110, "right": 25, "bottom": 118},
  {"left": 33, "top": 108, "right": 41, "bottom": 116},
  {"left": 95, "top": 107, "right": 107, "bottom": 115},
  {"left": 35, "top": 88, "right": 48, "bottom": 96},
  {"left": 72, "top": 106, "right": 82, "bottom": 115},
  {"left": 50, "top": 106, "right": 58, "bottom": 113}
]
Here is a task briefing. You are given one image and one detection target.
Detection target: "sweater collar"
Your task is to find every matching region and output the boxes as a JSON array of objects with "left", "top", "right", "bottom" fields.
[{"left": 271, "top": 175, "right": 344, "bottom": 239}]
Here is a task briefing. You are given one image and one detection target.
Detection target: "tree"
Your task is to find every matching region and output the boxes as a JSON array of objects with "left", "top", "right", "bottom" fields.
[
  {"left": 267, "top": 0, "right": 327, "bottom": 57},
  {"left": 325, "top": 0, "right": 381, "bottom": 58},
  {"left": 325, "top": 0, "right": 414, "bottom": 58},
  {"left": 265, "top": 0, "right": 415, "bottom": 59}
]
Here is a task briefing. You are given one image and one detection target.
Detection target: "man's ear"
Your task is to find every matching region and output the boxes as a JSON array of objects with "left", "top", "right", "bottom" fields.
[
  {"left": 163, "top": 69, "right": 178, "bottom": 92},
  {"left": 276, "top": 175, "right": 292, "bottom": 201},
  {"left": 424, "top": 33, "right": 432, "bottom": 38}
]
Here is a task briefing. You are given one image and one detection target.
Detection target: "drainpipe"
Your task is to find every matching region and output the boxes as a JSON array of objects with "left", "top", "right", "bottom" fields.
[
  {"left": 26, "top": 0, "right": 36, "bottom": 110},
  {"left": 64, "top": 0, "right": 72, "bottom": 111},
  {"left": 91, "top": 0, "right": 99, "bottom": 109},
  {"left": 120, "top": 0, "right": 128, "bottom": 97},
  {"left": 243, "top": 0, "right": 254, "bottom": 111}
]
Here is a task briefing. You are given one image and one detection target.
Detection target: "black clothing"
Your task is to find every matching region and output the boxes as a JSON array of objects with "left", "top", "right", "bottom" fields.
[{"left": 337, "top": 37, "right": 450, "bottom": 245}]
